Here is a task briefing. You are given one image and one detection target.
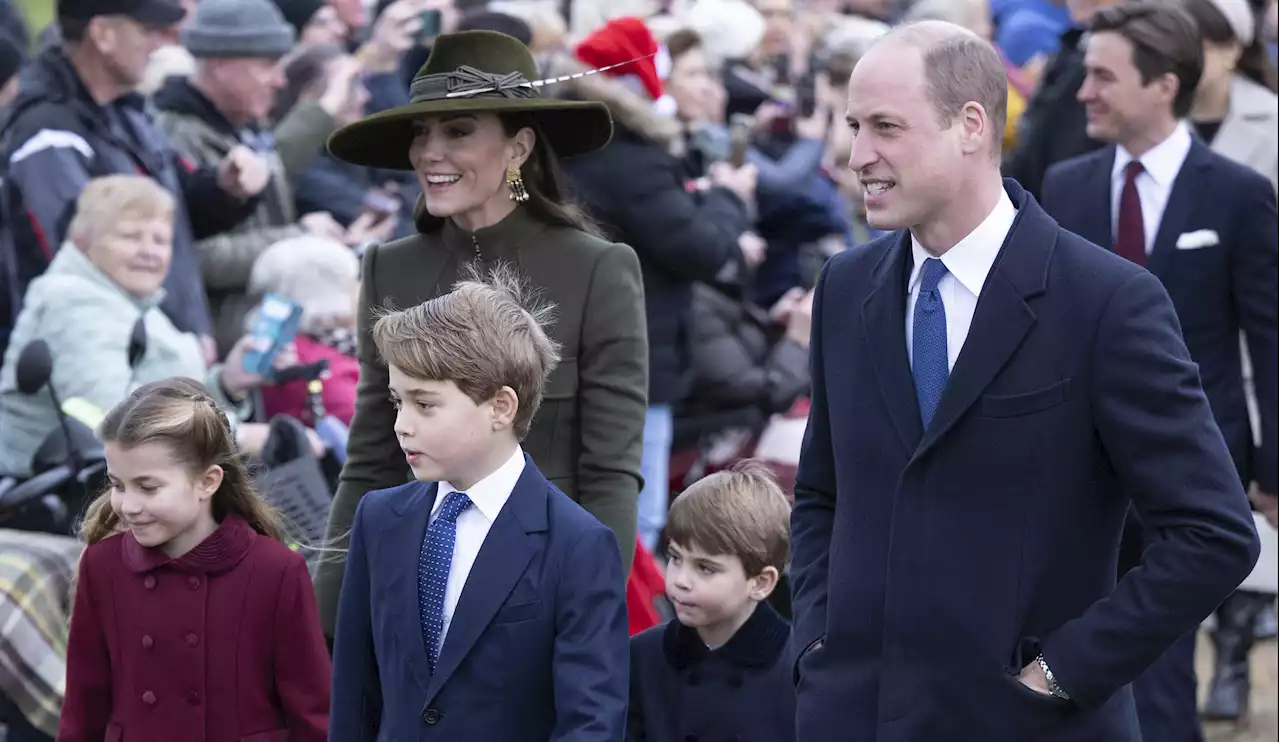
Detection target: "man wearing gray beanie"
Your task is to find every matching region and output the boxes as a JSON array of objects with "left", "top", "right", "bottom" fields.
[{"left": 153, "top": 0, "right": 360, "bottom": 354}]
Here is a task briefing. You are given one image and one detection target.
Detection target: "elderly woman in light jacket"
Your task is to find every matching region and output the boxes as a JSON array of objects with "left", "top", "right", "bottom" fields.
[{"left": 0, "top": 175, "right": 284, "bottom": 477}]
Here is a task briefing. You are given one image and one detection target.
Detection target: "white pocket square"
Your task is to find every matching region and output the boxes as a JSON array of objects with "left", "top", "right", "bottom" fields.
[{"left": 1176, "top": 229, "right": 1219, "bottom": 249}]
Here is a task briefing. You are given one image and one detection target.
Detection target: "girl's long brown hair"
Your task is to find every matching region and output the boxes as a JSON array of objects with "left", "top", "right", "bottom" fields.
[{"left": 81, "top": 378, "right": 285, "bottom": 545}]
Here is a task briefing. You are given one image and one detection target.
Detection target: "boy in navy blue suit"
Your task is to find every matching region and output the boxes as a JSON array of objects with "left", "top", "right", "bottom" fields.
[
  {"left": 329, "top": 266, "right": 629, "bottom": 742},
  {"left": 627, "top": 461, "right": 795, "bottom": 742}
]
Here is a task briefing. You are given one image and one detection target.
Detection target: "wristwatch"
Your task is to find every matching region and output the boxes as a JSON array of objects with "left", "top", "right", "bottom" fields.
[{"left": 1035, "top": 654, "right": 1070, "bottom": 700}]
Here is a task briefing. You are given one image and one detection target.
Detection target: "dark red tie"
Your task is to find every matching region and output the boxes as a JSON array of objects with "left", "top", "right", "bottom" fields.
[{"left": 1116, "top": 160, "right": 1146, "bottom": 265}]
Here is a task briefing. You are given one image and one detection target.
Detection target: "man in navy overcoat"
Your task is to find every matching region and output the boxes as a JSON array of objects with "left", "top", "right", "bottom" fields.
[{"left": 791, "top": 19, "right": 1260, "bottom": 742}]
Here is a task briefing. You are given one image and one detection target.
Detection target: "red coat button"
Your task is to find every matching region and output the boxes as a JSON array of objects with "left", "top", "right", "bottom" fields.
[
  {"left": 141, "top": 635, "right": 154, "bottom": 649},
  {"left": 141, "top": 691, "right": 156, "bottom": 705},
  {"left": 187, "top": 576, "right": 200, "bottom": 590},
  {"left": 185, "top": 633, "right": 199, "bottom": 647},
  {"left": 186, "top": 690, "right": 200, "bottom": 706},
  {"left": 143, "top": 575, "right": 156, "bottom": 589}
]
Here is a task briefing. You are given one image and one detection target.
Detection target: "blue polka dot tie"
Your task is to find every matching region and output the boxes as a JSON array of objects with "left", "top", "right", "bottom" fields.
[
  {"left": 419, "top": 491, "right": 472, "bottom": 672},
  {"left": 913, "top": 257, "right": 950, "bottom": 429}
]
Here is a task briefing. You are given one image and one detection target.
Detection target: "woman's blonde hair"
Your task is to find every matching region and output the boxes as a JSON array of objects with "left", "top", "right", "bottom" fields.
[
  {"left": 81, "top": 378, "right": 285, "bottom": 546},
  {"left": 67, "top": 175, "right": 175, "bottom": 249}
]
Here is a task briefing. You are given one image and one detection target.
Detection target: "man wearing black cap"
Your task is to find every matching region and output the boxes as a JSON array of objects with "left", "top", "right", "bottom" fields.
[{"left": 0, "top": 0, "right": 271, "bottom": 362}]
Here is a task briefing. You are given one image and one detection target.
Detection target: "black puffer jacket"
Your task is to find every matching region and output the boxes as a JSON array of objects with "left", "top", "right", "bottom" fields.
[
  {"left": 675, "top": 282, "right": 809, "bottom": 448},
  {"left": 556, "top": 55, "right": 752, "bottom": 405}
]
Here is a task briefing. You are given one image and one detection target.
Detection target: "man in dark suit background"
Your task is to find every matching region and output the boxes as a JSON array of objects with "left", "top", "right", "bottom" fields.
[
  {"left": 1041, "top": 3, "right": 1279, "bottom": 737},
  {"left": 790, "top": 15, "right": 1260, "bottom": 742}
]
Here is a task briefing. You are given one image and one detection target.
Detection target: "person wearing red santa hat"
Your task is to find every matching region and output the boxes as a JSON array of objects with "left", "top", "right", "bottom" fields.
[{"left": 558, "top": 17, "right": 762, "bottom": 556}]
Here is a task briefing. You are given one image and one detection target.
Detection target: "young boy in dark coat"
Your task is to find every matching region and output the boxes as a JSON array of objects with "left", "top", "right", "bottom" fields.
[{"left": 627, "top": 461, "right": 795, "bottom": 742}]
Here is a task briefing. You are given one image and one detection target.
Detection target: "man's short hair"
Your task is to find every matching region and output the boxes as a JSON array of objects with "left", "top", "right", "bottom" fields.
[
  {"left": 889, "top": 21, "right": 1009, "bottom": 157},
  {"left": 68, "top": 175, "right": 175, "bottom": 246},
  {"left": 371, "top": 263, "right": 562, "bottom": 440},
  {"left": 1090, "top": 1, "right": 1204, "bottom": 117},
  {"left": 666, "top": 460, "right": 792, "bottom": 577}
]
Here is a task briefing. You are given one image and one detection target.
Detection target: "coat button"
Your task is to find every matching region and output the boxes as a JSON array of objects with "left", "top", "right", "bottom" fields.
[
  {"left": 143, "top": 575, "right": 156, "bottom": 589},
  {"left": 141, "top": 691, "right": 156, "bottom": 706},
  {"left": 421, "top": 708, "right": 441, "bottom": 724},
  {"left": 683, "top": 735, "right": 697, "bottom": 742},
  {"left": 687, "top": 672, "right": 700, "bottom": 686},
  {"left": 141, "top": 635, "right": 154, "bottom": 649},
  {"left": 185, "top": 633, "right": 199, "bottom": 647},
  {"left": 186, "top": 690, "right": 200, "bottom": 706},
  {"left": 727, "top": 674, "right": 744, "bottom": 689},
  {"left": 187, "top": 576, "right": 200, "bottom": 590}
]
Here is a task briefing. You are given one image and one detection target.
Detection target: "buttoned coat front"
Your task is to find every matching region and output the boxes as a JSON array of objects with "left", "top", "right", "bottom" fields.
[{"left": 56, "top": 515, "right": 332, "bottom": 742}]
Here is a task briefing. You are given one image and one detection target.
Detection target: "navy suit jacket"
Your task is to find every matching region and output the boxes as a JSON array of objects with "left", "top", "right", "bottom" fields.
[
  {"left": 329, "top": 456, "right": 630, "bottom": 742},
  {"left": 790, "top": 179, "right": 1260, "bottom": 742},
  {"left": 1042, "top": 140, "right": 1278, "bottom": 495}
]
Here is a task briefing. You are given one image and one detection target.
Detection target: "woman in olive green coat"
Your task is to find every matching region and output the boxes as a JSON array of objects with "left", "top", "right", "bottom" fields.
[{"left": 312, "top": 30, "right": 647, "bottom": 639}]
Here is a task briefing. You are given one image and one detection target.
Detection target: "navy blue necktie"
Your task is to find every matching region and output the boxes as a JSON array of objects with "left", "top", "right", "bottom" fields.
[
  {"left": 913, "top": 257, "right": 950, "bottom": 428},
  {"left": 419, "top": 491, "right": 472, "bottom": 671}
]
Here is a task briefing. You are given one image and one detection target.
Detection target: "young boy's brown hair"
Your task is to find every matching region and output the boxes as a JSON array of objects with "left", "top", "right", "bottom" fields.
[
  {"left": 370, "top": 262, "right": 561, "bottom": 439},
  {"left": 666, "top": 459, "right": 792, "bottom": 577}
]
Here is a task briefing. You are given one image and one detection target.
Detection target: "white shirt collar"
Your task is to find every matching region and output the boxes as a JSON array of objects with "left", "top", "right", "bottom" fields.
[
  {"left": 909, "top": 189, "right": 1017, "bottom": 297},
  {"left": 1112, "top": 121, "right": 1193, "bottom": 189},
  {"left": 435, "top": 446, "right": 526, "bottom": 523}
]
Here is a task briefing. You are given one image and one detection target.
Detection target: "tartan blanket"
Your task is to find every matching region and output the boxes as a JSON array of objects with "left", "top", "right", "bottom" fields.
[{"left": 0, "top": 529, "right": 83, "bottom": 737}]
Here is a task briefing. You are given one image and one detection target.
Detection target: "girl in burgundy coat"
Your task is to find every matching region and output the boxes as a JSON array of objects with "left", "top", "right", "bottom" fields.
[{"left": 57, "top": 378, "right": 331, "bottom": 742}]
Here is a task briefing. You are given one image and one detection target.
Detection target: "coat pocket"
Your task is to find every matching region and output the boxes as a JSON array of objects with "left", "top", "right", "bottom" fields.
[
  {"left": 239, "top": 730, "right": 290, "bottom": 742},
  {"left": 979, "top": 378, "right": 1071, "bottom": 418},
  {"left": 492, "top": 600, "right": 541, "bottom": 625}
]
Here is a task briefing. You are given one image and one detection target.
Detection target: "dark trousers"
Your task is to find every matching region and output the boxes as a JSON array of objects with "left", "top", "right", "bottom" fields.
[{"left": 1132, "top": 630, "right": 1204, "bottom": 742}]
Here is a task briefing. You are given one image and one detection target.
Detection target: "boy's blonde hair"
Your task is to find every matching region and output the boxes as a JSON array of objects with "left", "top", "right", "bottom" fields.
[
  {"left": 68, "top": 175, "right": 175, "bottom": 247},
  {"left": 372, "top": 263, "right": 561, "bottom": 440},
  {"left": 666, "top": 460, "right": 792, "bottom": 577}
]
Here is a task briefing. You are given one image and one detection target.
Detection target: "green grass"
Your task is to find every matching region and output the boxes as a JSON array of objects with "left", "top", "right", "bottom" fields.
[{"left": 15, "top": 0, "right": 53, "bottom": 45}]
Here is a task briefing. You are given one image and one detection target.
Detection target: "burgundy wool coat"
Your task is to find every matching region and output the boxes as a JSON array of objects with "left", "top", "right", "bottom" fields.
[{"left": 57, "top": 515, "right": 331, "bottom": 742}]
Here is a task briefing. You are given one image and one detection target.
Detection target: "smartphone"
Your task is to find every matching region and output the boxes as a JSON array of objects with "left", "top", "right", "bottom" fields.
[
  {"left": 729, "top": 113, "right": 753, "bottom": 167},
  {"left": 242, "top": 294, "right": 303, "bottom": 379},
  {"left": 418, "top": 9, "right": 442, "bottom": 42}
]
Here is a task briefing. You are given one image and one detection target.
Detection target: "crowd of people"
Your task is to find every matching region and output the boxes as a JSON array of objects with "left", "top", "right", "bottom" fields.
[{"left": 0, "top": 0, "right": 1272, "bottom": 740}]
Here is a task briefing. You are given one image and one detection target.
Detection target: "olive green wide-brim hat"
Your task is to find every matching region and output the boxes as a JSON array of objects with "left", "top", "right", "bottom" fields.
[{"left": 327, "top": 30, "right": 614, "bottom": 171}]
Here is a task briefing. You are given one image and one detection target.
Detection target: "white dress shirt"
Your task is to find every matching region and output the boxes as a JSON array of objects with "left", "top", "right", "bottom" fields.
[
  {"left": 1111, "top": 122, "right": 1193, "bottom": 255},
  {"left": 430, "top": 446, "right": 525, "bottom": 646},
  {"left": 906, "top": 191, "right": 1018, "bottom": 371}
]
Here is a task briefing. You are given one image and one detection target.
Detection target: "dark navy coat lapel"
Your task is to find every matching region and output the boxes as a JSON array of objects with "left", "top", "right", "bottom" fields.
[
  {"left": 861, "top": 232, "right": 925, "bottom": 456},
  {"left": 1078, "top": 149, "right": 1116, "bottom": 249},
  {"left": 911, "top": 181, "right": 1054, "bottom": 465},
  {"left": 387, "top": 480, "right": 440, "bottom": 694},
  {"left": 1145, "top": 141, "right": 1213, "bottom": 279},
  {"left": 425, "top": 455, "right": 549, "bottom": 703}
]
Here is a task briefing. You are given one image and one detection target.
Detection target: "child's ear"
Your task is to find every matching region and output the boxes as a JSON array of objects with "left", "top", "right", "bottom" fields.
[
  {"left": 748, "top": 565, "right": 780, "bottom": 602},
  {"left": 197, "top": 465, "right": 224, "bottom": 502},
  {"left": 489, "top": 386, "right": 520, "bottom": 431}
]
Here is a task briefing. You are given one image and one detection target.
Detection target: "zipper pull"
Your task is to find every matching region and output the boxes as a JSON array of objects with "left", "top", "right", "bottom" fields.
[{"left": 472, "top": 234, "right": 482, "bottom": 261}]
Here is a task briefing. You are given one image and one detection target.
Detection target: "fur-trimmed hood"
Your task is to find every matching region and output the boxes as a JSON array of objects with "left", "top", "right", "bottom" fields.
[{"left": 540, "top": 51, "right": 684, "bottom": 156}]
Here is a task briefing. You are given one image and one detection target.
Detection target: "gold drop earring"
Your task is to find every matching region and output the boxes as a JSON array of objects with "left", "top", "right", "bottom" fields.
[{"left": 505, "top": 165, "right": 529, "bottom": 203}]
